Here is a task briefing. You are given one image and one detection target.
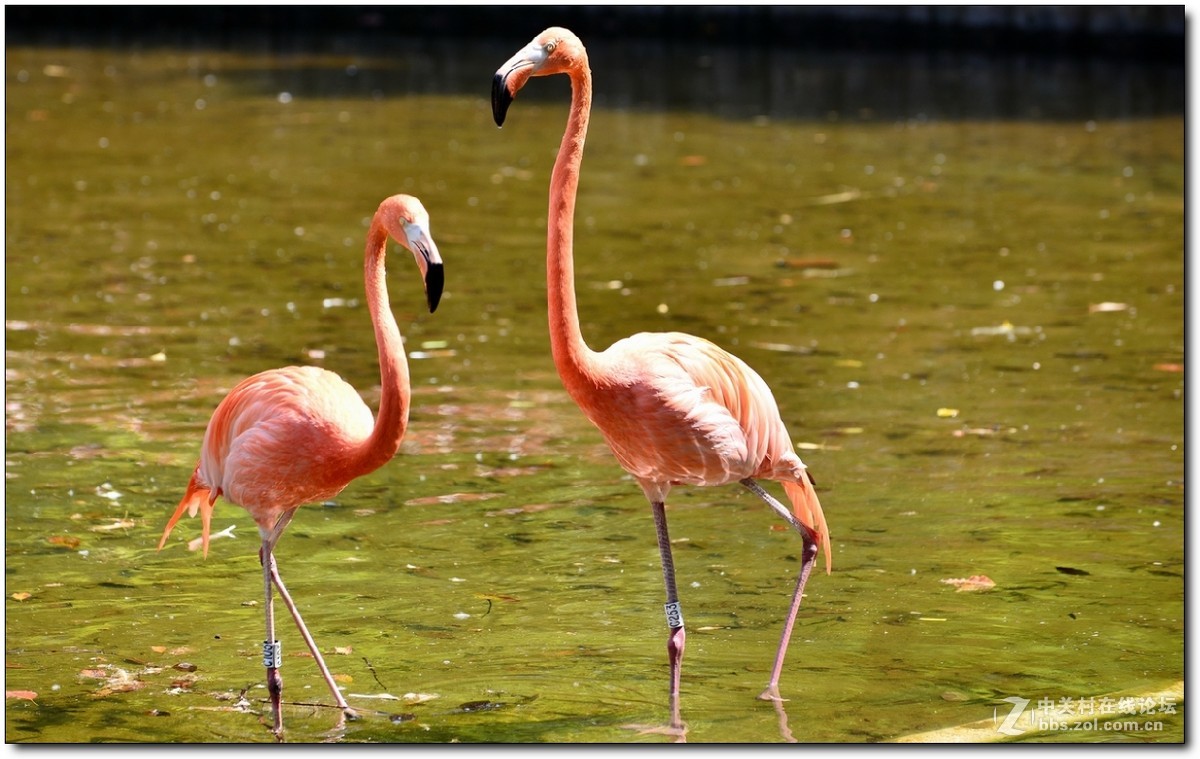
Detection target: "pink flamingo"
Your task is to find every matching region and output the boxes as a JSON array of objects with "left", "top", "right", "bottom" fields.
[
  {"left": 157, "top": 194, "right": 444, "bottom": 737},
  {"left": 492, "top": 28, "right": 832, "bottom": 731}
]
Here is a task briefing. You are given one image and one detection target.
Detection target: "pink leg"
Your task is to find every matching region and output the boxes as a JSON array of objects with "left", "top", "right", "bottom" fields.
[
  {"left": 258, "top": 511, "right": 355, "bottom": 738},
  {"left": 740, "top": 478, "right": 818, "bottom": 702},
  {"left": 760, "top": 541, "right": 816, "bottom": 700},
  {"left": 267, "top": 557, "right": 354, "bottom": 717},
  {"left": 650, "top": 500, "right": 686, "bottom": 730}
]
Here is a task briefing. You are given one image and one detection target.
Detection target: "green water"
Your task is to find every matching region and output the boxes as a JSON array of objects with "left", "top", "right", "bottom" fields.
[{"left": 5, "top": 40, "right": 1184, "bottom": 743}]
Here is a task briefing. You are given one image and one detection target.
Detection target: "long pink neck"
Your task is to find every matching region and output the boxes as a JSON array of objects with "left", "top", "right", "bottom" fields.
[
  {"left": 355, "top": 219, "right": 410, "bottom": 474},
  {"left": 547, "top": 62, "right": 601, "bottom": 396}
]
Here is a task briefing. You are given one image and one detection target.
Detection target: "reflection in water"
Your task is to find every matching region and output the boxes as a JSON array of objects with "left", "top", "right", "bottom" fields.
[
  {"left": 595, "top": 46, "right": 1183, "bottom": 122},
  {"left": 771, "top": 696, "right": 796, "bottom": 743},
  {"left": 4, "top": 30, "right": 1183, "bottom": 743},
  {"left": 114, "top": 35, "right": 1183, "bottom": 123}
]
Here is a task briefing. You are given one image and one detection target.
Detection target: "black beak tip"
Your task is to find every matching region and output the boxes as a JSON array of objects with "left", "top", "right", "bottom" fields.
[
  {"left": 491, "top": 73, "right": 512, "bottom": 127},
  {"left": 424, "top": 262, "right": 444, "bottom": 313}
]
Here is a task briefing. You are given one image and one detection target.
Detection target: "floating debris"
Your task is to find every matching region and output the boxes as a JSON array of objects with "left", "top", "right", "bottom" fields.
[
  {"left": 940, "top": 575, "right": 996, "bottom": 592},
  {"left": 810, "top": 189, "right": 863, "bottom": 206},
  {"left": 776, "top": 257, "right": 841, "bottom": 270},
  {"left": 90, "top": 518, "right": 136, "bottom": 532},
  {"left": 800, "top": 267, "right": 855, "bottom": 278},
  {"left": 405, "top": 492, "right": 503, "bottom": 506},
  {"left": 95, "top": 483, "right": 122, "bottom": 501},
  {"left": 187, "top": 524, "right": 236, "bottom": 552},
  {"left": 347, "top": 691, "right": 439, "bottom": 704},
  {"left": 347, "top": 692, "right": 400, "bottom": 701},
  {"left": 937, "top": 408, "right": 959, "bottom": 418},
  {"left": 970, "top": 321, "right": 1036, "bottom": 339},
  {"left": 795, "top": 441, "right": 842, "bottom": 451},
  {"left": 1056, "top": 566, "right": 1090, "bottom": 576},
  {"left": 83, "top": 666, "right": 145, "bottom": 697},
  {"left": 457, "top": 699, "right": 505, "bottom": 713},
  {"left": 750, "top": 341, "right": 813, "bottom": 355},
  {"left": 475, "top": 592, "right": 520, "bottom": 604},
  {"left": 1088, "top": 301, "right": 1129, "bottom": 314},
  {"left": 953, "top": 426, "right": 1013, "bottom": 438}
]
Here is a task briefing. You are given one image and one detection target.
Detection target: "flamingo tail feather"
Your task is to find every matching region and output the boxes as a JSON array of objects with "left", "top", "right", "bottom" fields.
[
  {"left": 783, "top": 474, "right": 832, "bottom": 574},
  {"left": 158, "top": 467, "right": 217, "bottom": 557}
]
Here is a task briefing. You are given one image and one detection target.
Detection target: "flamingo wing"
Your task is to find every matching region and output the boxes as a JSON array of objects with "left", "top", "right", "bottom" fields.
[{"left": 586, "top": 332, "right": 798, "bottom": 491}]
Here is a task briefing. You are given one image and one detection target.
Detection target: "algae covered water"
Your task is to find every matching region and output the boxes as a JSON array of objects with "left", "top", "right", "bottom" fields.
[{"left": 5, "top": 34, "right": 1183, "bottom": 742}]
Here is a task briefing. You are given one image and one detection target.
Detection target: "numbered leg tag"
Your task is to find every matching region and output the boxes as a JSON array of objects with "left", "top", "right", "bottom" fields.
[
  {"left": 664, "top": 601, "right": 684, "bottom": 629},
  {"left": 263, "top": 639, "right": 282, "bottom": 668}
]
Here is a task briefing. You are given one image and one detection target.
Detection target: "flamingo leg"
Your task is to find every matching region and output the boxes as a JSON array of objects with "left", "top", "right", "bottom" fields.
[
  {"left": 259, "top": 510, "right": 355, "bottom": 727},
  {"left": 260, "top": 539, "right": 284, "bottom": 736},
  {"left": 650, "top": 500, "right": 686, "bottom": 730},
  {"left": 740, "top": 478, "right": 819, "bottom": 702},
  {"left": 267, "top": 558, "right": 355, "bottom": 718}
]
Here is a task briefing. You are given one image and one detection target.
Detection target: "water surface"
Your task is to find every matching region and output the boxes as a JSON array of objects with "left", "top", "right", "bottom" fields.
[{"left": 4, "top": 36, "right": 1183, "bottom": 743}]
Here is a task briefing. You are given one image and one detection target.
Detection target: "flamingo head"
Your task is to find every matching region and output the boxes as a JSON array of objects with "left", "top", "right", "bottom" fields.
[
  {"left": 382, "top": 194, "right": 444, "bottom": 313},
  {"left": 492, "top": 26, "right": 587, "bottom": 127}
]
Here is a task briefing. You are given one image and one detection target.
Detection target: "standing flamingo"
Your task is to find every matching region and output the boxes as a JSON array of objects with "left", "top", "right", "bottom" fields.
[
  {"left": 492, "top": 28, "right": 832, "bottom": 731},
  {"left": 157, "top": 194, "right": 444, "bottom": 737}
]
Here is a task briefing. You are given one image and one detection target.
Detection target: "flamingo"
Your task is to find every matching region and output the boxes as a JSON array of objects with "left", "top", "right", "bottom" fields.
[
  {"left": 157, "top": 194, "right": 444, "bottom": 737},
  {"left": 492, "top": 28, "right": 832, "bottom": 731}
]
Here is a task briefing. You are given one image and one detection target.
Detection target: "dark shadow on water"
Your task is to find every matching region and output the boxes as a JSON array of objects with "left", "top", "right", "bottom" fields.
[{"left": 5, "top": 8, "right": 1184, "bottom": 123}]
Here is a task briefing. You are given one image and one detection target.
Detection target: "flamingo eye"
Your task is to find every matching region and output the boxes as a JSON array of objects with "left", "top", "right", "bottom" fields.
[{"left": 544, "top": 41, "right": 556, "bottom": 55}]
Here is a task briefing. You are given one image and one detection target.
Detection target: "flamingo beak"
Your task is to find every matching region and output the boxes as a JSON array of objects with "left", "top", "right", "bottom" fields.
[
  {"left": 492, "top": 44, "right": 544, "bottom": 126},
  {"left": 491, "top": 71, "right": 516, "bottom": 127},
  {"left": 404, "top": 222, "right": 444, "bottom": 313},
  {"left": 424, "top": 260, "right": 444, "bottom": 314}
]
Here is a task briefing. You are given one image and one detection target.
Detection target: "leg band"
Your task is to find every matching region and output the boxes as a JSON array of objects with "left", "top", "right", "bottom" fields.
[
  {"left": 664, "top": 601, "right": 684, "bottom": 629},
  {"left": 263, "top": 639, "right": 282, "bottom": 668}
]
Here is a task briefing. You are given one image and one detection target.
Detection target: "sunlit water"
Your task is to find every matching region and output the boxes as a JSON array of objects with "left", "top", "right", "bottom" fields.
[{"left": 5, "top": 36, "right": 1183, "bottom": 743}]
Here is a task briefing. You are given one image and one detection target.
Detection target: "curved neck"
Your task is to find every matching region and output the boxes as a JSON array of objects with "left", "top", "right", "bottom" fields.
[
  {"left": 547, "top": 64, "right": 601, "bottom": 394},
  {"left": 355, "top": 219, "right": 410, "bottom": 473}
]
